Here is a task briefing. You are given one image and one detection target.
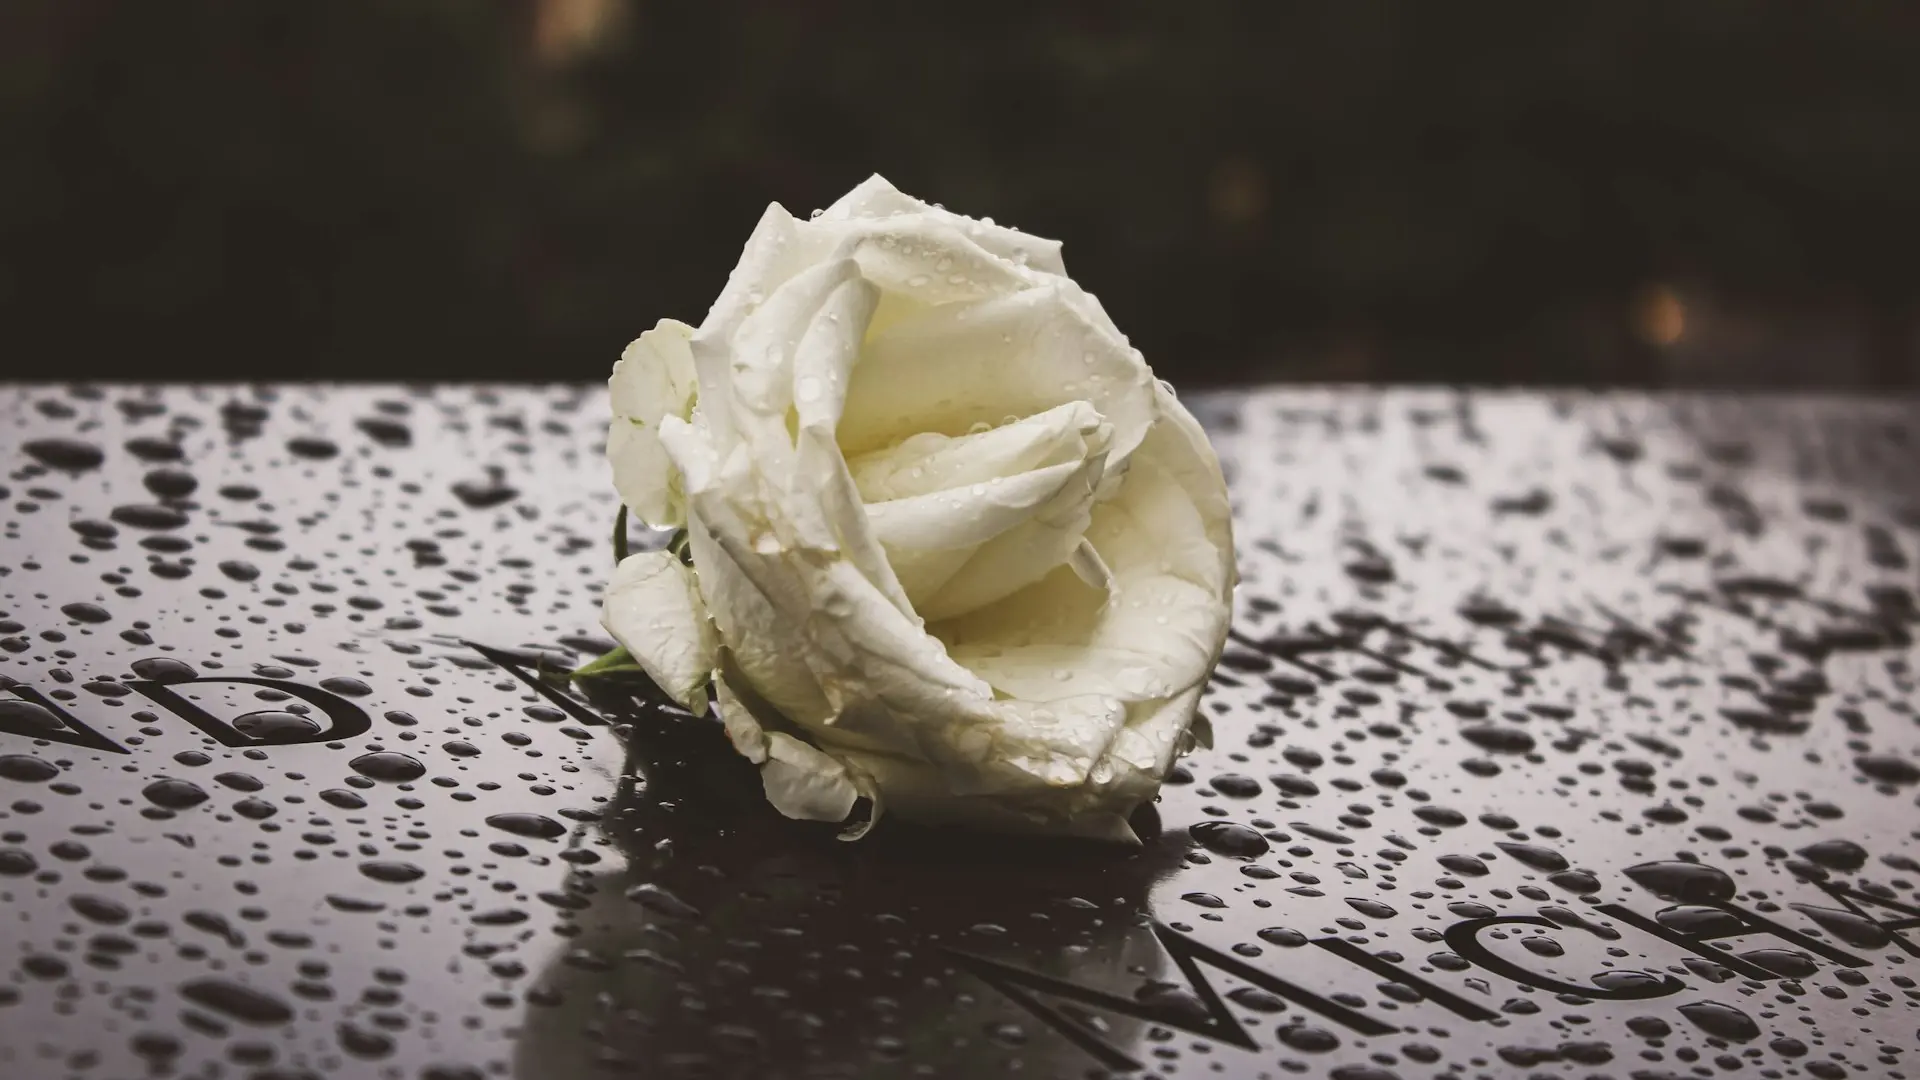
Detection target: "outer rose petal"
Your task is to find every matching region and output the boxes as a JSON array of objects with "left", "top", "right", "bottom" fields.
[
  {"left": 821, "top": 174, "right": 1068, "bottom": 277},
  {"left": 600, "top": 551, "right": 717, "bottom": 715},
  {"left": 713, "top": 676, "right": 768, "bottom": 763},
  {"left": 607, "top": 320, "right": 699, "bottom": 527},
  {"left": 759, "top": 734, "right": 859, "bottom": 823},
  {"left": 760, "top": 732, "right": 884, "bottom": 841}
]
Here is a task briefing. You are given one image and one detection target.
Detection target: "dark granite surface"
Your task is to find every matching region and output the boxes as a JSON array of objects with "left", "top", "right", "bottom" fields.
[{"left": 2, "top": 385, "right": 1918, "bottom": 1079}]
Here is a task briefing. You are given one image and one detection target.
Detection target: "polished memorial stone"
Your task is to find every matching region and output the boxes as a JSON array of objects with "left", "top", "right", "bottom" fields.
[{"left": 2, "top": 384, "right": 1918, "bottom": 1079}]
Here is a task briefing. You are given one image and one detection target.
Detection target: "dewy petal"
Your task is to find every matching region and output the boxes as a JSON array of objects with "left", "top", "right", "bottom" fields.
[
  {"left": 600, "top": 550, "right": 717, "bottom": 715},
  {"left": 759, "top": 732, "right": 861, "bottom": 824},
  {"left": 1067, "top": 537, "right": 1113, "bottom": 593},
  {"left": 821, "top": 174, "right": 1068, "bottom": 277},
  {"left": 837, "top": 284, "right": 1157, "bottom": 468},
  {"left": 938, "top": 457, "right": 1229, "bottom": 704},
  {"left": 727, "top": 257, "right": 857, "bottom": 419},
  {"left": 690, "top": 202, "right": 828, "bottom": 457},
  {"left": 713, "top": 676, "right": 768, "bottom": 764},
  {"left": 834, "top": 219, "right": 1033, "bottom": 307},
  {"left": 852, "top": 404, "right": 1113, "bottom": 618},
  {"left": 914, "top": 450, "right": 1108, "bottom": 622},
  {"left": 690, "top": 515, "right": 837, "bottom": 724},
  {"left": 716, "top": 257, "right": 918, "bottom": 625},
  {"left": 864, "top": 459, "right": 1088, "bottom": 552},
  {"left": 926, "top": 381, "right": 1236, "bottom": 820},
  {"left": 663, "top": 419, "right": 836, "bottom": 726},
  {"left": 1106, "top": 684, "right": 1207, "bottom": 786},
  {"left": 606, "top": 320, "right": 698, "bottom": 528},
  {"left": 845, "top": 400, "right": 1106, "bottom": 503},
  {"left": 782, "top": 270, "right": 921, "bottom": 622}
]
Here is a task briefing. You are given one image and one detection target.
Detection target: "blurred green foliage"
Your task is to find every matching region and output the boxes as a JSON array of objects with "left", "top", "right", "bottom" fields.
[{"left": 4, "top": 1, "right": 1919, "bottom": 385}]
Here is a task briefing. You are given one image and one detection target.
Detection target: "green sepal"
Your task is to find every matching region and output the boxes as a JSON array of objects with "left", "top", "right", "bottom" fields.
[{"left": 569, "top": 644, "right": 648, "bottom": 681}]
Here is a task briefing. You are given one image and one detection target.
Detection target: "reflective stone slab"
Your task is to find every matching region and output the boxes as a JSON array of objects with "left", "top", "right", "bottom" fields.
[{"left": 3, "top": 385, "right": 1918, "bottom": 1079}]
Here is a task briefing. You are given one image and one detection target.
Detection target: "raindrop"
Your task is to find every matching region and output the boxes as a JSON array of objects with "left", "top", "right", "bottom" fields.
[
  {"left": 1676, "top": 1000, "right": 1759, "bottom": 1041},
  {"left": 1493, "top": 841, "right": 1569, "bottom": 872},
  {"left": 1270, "top": 774, "right": 1320, "bottom": 797},
  {"left": 1546, "top": 869, "right": 1602, "bottom": 894},
  {"left": 143, "top": 468, "right": 197, "bottom": 498},
  {"left": 0, "top": 756, "right": 59, "bottom": 783},
  {"left": 348, "top": 752, "right": 425, "bottom": 782},
  {"left": 452, "top": 468, "right": 518, "bottom": 509},
  {"left": 1274, "top": 1024, "right": 1340, "bottom": 1052},
  {"left": 359, "top": 862, "right": 426, "bottom": 884},
  {"left": 1623, "top": 860, "right": 1735, "bottom": 903},
  {"left": 125, "top": 437, "right": 183, "bottom": 462},
  {"left": 70, "top": 895, "right": 130, "bottom": 925},
  {"left": 23, "top": 438, "right": 105, "bottom": 470},
  {"left": 1590, "top": 970, "right": 1673, "bottom": 995},
  {"left": 1459, "top": 726, "right": 1535, "bottom": 753},
  {"left": 1209, "top": 773, "right": 1261, "bottom": 797},
  {"left": 485, "top": 812, "right": 566, "bottom": 840},
  {"left": 286, "top": 437, "right": 340, "bottom": 460},
  {"left": 355, "top": 417, "right": 412, "bottom": 448},
  {"left": 1412, "top": 805, "right": 1467, "bottom": 827},
  {"left": 1226, "top": 986, "right": 1288, "bottom": 1012},
  {"left": 1189, "top": 821, "right": 1270, "bottom": 858},
  {"left": 235, "top": 711, "right": 322, "bottom": 740},
  {"left": 178, "top": 978, "right": 294, "bottom": 1025},
  {"left": 109, "top": 504, "right": 188, "bottom": 530},
  {"left": 129, "top": 657, "right": 197, "bottom": 682},
  {"left": 59, "top": 602, "right": 112, "bottom": 624},
  {"left": 1796, "top": 839, "right": 1867, "bottom": 871},
  {"left": 338, "top": 1023, "right": 394, "bottom": 1058},
  {"left": 142, "top": 778, "right": 209, "bottom": 810},
  {"left": 1855, "top": 754, "right": 1920, "bottom": 785}
]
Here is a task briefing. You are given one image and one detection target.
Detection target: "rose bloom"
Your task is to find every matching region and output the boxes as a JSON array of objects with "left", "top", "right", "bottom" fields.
[{"left": 602, "top": 176, "right": 1234, "bottom": 842}]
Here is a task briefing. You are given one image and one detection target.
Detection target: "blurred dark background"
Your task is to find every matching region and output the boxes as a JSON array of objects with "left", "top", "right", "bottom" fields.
[{"left": 5, "top": 1, "right": 1920, "bottom": 388}]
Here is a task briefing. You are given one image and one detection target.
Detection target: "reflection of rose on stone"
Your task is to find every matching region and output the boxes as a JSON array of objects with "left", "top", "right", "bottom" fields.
[
  {"left": 601, "top": 175, "right": 1237, "bottom": 844},
  {"left": 510, "top": 698, "right": 1188, "bottom": 1078}
]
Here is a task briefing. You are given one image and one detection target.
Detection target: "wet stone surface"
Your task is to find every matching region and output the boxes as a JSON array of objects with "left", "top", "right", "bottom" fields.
[{"left": 2, "top": 384, "right": 1920, "bottom": 1079}]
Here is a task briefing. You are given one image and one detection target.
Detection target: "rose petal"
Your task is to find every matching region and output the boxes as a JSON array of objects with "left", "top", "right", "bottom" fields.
[
  {"left": 937, "top": 388, "right": 1235, "bottom": 701},
  {"left": 1067, "top": 537, "right": 1114, "bottom": 593},
  {"left": 713, "top": 676, "right": 768, "bottom": 764},
  {"left": 821, "top": 174, "right": 1068, "bottom": 277},
  {"left": 599, "top": 550, "right": 717, "bottom": 715},
  {"left": 913, "top": 458, "right": 1108, "bottom": 622},
  {"left": 834, "top": 219, "right": 1033, "bottom": 307},
  {"left": 607, "top": 320, "right": 699, "bottom": 527},
  {"left": 837, "top": 284, "right": 1157, "bottom": 468},
  {"left": 759, "top": 732, "right": 861, "bottom": 823},
  {"left": 846, "top": 400, "right": 1107, "bottom": 503},
  {"left": 863, "top": 458, "right": 1091, "bottom": 553},
  {"left": 663, "top": 426, "right": 835, "bottom": 725}
]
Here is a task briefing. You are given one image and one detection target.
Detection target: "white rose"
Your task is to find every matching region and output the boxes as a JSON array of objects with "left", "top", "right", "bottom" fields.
[{"left": 600, "top": 175, "right": 1235, "bottom": 843}]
